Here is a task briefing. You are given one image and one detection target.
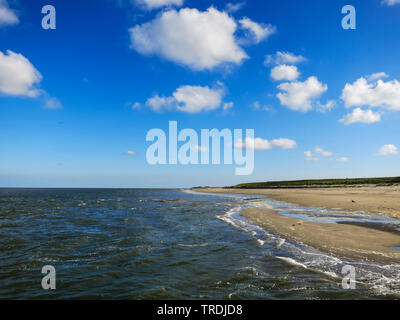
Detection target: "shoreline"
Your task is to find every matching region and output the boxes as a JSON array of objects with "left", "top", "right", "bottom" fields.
[
  {"left": 240, "top": 207, "right": 400, "bottom": 264},
  {"left": 195, "top": 186, "right": 400, "bottom": 264},
  {"left": 195, "top": 186, "right": 400, "bottom": 219}
]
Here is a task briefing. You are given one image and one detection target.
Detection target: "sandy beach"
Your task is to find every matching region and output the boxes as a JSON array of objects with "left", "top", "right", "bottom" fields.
[
  {"left": 196, "top": 186, "right": 400, "bottom": 264},
  {"left": 197, "top": 186, "right": 400, "bottom": 219},
  {"left": 241, "top": 207, "right": 400, "bottom": 264}
]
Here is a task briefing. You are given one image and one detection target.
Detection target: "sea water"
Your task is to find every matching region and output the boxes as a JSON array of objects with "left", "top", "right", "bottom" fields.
[{"left": 0, "top": 188, "right": 399, "bottom": 299}]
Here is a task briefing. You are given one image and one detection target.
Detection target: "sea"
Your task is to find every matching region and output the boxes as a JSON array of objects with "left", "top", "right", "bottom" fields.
[{"left": 1, "top": 188, "right": 399, "bottom": 299}]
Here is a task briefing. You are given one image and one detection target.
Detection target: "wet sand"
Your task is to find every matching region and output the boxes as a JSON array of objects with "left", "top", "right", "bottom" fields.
[
  {"left": 241, "top": 207, "right": 400, "bottom": 264},
  {"left": 197, "top": 186, "right": 400, "bottom": 219}
]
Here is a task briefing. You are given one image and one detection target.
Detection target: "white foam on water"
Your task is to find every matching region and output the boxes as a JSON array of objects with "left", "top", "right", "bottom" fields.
[
  {"left": 216, "top": 199, "right": 400, "bottom": 297},
  {"left": 181, "top": 189, "right": 400, "bottom": 296},
  {"left": 257, "top": 239, "right": 265, "bottom": 246},
  {"left": 177, "top": 243, "right": 209, "bottom": 248},
  {"left": 277, "top": 239, "right": 285, "bottom": 248},
  {"left": 276, "top": 257, "right": 308, "bottom": 269}
]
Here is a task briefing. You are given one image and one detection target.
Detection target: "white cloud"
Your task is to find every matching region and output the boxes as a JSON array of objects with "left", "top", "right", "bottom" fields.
[
  {"left": 238, "top": 17, "right": 276, "bottom": 44},
  {"left": 135, "top": 0, "right": 183, "bottom": 10},
  {"left": 305, "top": 147, "right": 336, "bottom": 161},
  {"left": 223, "top": 101, "right": 234, "bottom": 111},
  {"left": 382, "top": 0, "right": 400, "bottom": 6},
  {"left": 235, "top": 137, "right": 296, "bottom": 151},
  {"left": 314, "top": 146, "right": 333, "bottom": 157},
  {"left": 146, "top": 95, "right": 175, "bottom": 112},
  {"left": 125, "top": 150, "right": 137, "bottom": 156},
  {"left": 277, "top": 76, "right": 328, "bottom": 112},
  {"left": 174, "top": 85, "right": 224, "bottom": 113},
  {"left": 339, "top": 108, "right": 381, "bottom": 125},
  {"left": 317, "top": 100, "right": 336, "bottom": 113},
  {"left": 341, "top": 76, "right": 400, "bottom": 111},
  {"left": 336, "top": 157, "right": 349, "bottom": 162},
  {"left": 271, "top": 138, "right": 297, "bottom": 149},
  {"left": 367, "top": 72, "right": 388, "bottom": 81},
  {"left": 44, "top": 97, "right": 62, "bottom": 109},
  {"left": 252, "top": 101, "right": 274, "bottom": 112},
  {"left": 129, "top": 7, "right": 249, "bottom": 71},
  {"left": 265, "top": 51, "right": 306, "bottom": 66},
  {"left": 225, "top": 2, "right": 245, "bottom": 13},
  {"left": 132, "top": 102, "right": 141, "bottom": 109},
  {"left": 378, "top": 144, "right": 398, "bottom": 156},
  {"left": 145, "top": 85, "right": 225, "bottom": 113},
  {"left": 0, "top": 50, "right": 42, "bottom": 97},
  {"left": 270, "top": 64, "right": 300, "bottom": 81},
  {"left": 305, "top": 151, "right": 319, "bottom": 161},
  {"left": 0, "top": 0, "right": 19, "bottom": 27}
]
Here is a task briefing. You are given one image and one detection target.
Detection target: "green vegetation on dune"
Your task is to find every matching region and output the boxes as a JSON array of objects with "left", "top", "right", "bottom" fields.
[{"left": 232, "top": 177, "right": 400, "bottom": 189}]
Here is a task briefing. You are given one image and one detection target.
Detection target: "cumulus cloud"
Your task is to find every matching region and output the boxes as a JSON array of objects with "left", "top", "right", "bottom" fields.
[
  {"left": 339, "top": 108, "right": 381, "bottom": 125},
  {"left": 225, "top": 2, "right": 245, "bottom": 13},
  {"left": 235, "top": 137, "right": 296, "bottom": 151},
  {"left": 146, "top": 95, "right": 175, "bottom": 112},
  {"left": 0, "top": 50, "right": 42, "bottom": 97},
  {"left": 129, "top": 7, "right": 250, "bottom": 71},
  {"left": 270, "top": 64, "right": 300, "bottom": 81},
  {"left": 135, "top": 0, "right": 183, "bottom": 10},
  {"left": 277, "top": 76, "right": 328, "bottom": 112},
  {"left": 0, "top": 0, "right": 19, "bottom": 26},
  {"left": 265, "top": 51, "right": 306, "bottom": 66},
  {"left": 174, "top": 85, "right": 224, "bottom": 113},
  {"left": 341, "top": 76, "right": 400, "bottom": 111},
  {"left": 336, "top": 157, "right": 349, "bottom": 162},
  {"left": 378, "top": 144, "right": 398, "bottom": 156},
  {"left": 238, "top": 17, "right": 276, "bottom": 44},
  {"left": 382, "top": 0, "right": 400, "bottom": 6},
  {"left": 145, "top": 85, "right": 225, "bottom": 113}
]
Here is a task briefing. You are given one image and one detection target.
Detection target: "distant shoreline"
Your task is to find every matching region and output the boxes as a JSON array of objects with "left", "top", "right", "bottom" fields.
[
  {"left": 195, "top": 185, "right": 400, "bottom": 219},
  {"left": 227, "top": 177, "right": 400, "bottom": 189}
]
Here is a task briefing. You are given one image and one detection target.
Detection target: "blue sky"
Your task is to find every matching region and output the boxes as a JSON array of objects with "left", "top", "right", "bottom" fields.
[{"left": 0, "top": 0, "right": 399, "bottom": 188}]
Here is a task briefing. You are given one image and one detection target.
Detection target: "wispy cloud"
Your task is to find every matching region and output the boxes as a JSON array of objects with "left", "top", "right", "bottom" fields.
[
  {"left": 235, "top": 137, "right": 296, "bottom": 151},
  {"left": 125, "top": 150, "right": 137, "bottom": 156},
  {"left": 0, "top": 0, "right": 19, "bottom": 27},
  {"left": 265, "top": 51, "right": 307, "bottom": 66},
  {"left": 225, "top": 2, "right": 245, "bottom": 13},
  {"left": 377, "top": 144, "right": 398, "bottom": 156}
]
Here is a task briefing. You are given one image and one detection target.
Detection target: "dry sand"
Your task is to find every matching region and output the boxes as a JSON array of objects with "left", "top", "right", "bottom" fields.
[
  {"left": 241, "top": 207, "right": 400, "bottom": 264},
  {"left": 195, "top": 186, "right": 400, "bottom": 263},
  {"left": 197, "top": 186, "right": 400, "bottom": 219}
]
